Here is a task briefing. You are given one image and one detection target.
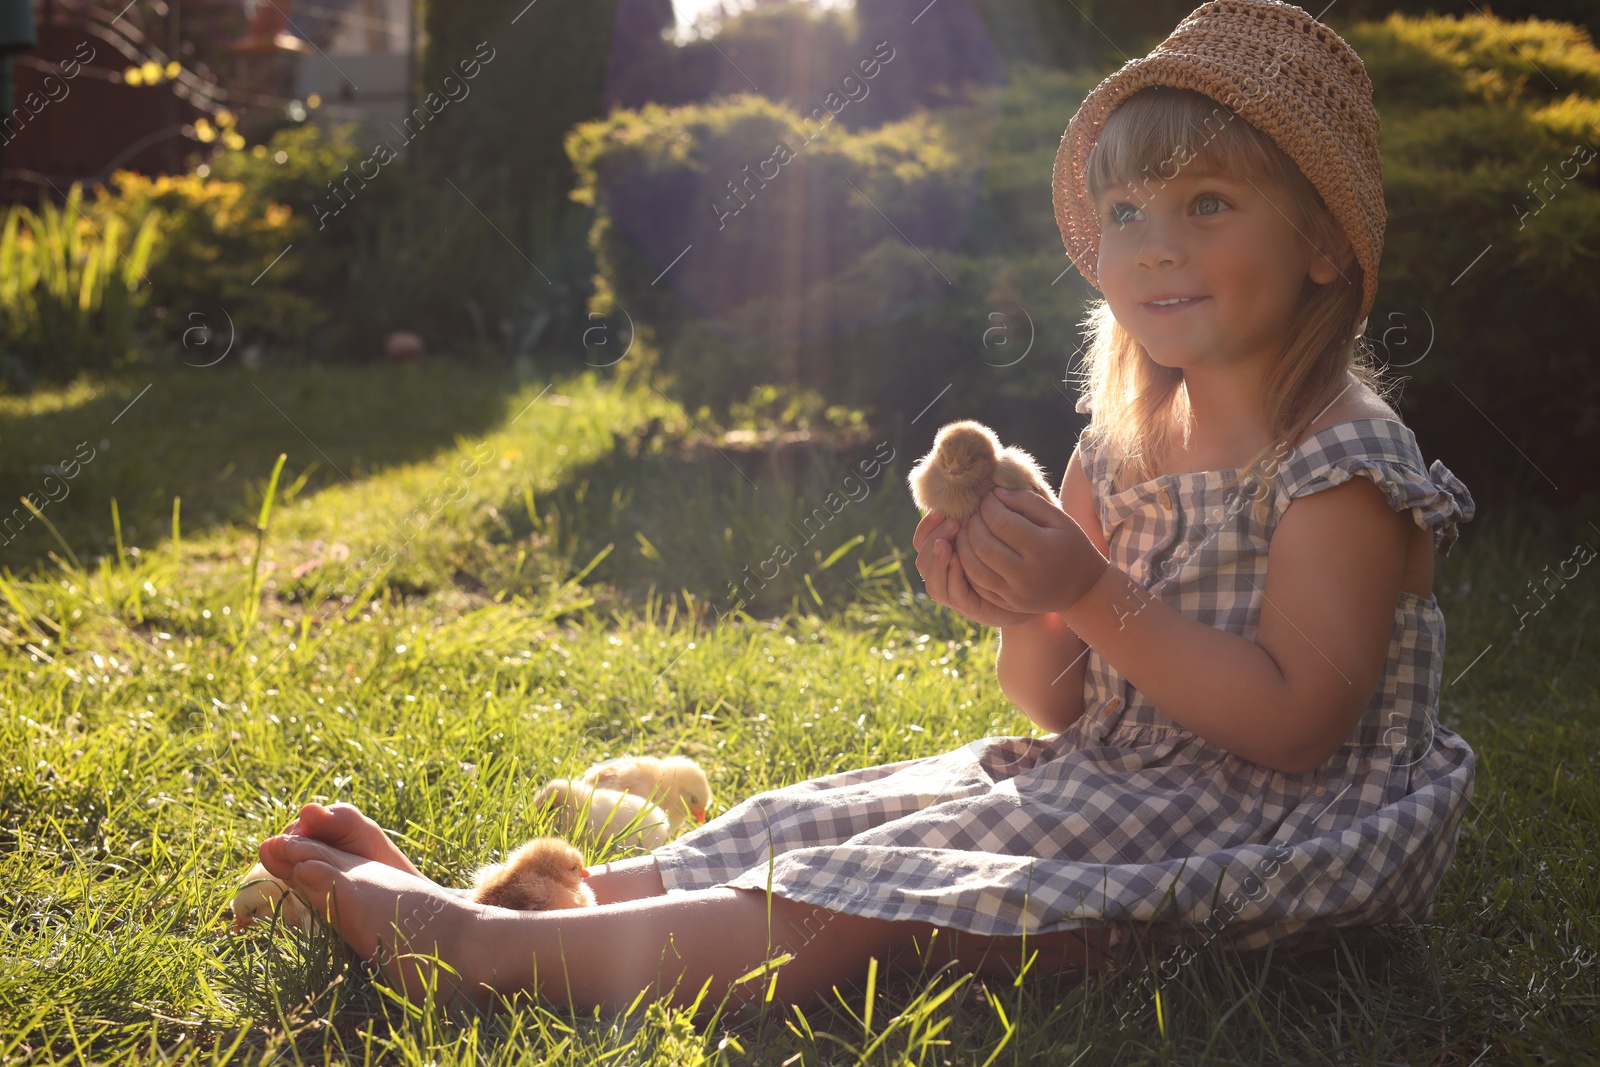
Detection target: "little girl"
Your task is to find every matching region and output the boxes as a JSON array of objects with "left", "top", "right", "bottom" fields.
[{"left": 256, "top": 0, "right": 1478, "bottom": 1014}]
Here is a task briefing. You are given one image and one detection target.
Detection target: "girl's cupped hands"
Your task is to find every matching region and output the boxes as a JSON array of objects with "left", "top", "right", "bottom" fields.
[
  {"left": 912, "top": 507, "right": 1041, "bottom": 628},
  {"left": 957, "top": 486, "right": 1110, "bottom": 617}
]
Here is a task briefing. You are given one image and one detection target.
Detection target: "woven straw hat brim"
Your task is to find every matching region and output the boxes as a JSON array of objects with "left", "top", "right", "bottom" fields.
[{"left": 1051, "top": 0, "right": 1384, "bottom": 322}]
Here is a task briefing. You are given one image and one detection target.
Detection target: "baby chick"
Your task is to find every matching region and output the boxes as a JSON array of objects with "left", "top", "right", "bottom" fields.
[
  {"left": 534, "top": 778, "right": 671, "bottom": 851},
  {"left": 229, "top": 862, "right": 311, "bottom": 932},
  {"left": 908, "top": 419, "right": 1054, "bottom": 521},
  {"left": 581, "top": 755, "right": 712, "bottom": 834},
  {"left": 470, "top": 836, "right": 596, "bottom": 911}
]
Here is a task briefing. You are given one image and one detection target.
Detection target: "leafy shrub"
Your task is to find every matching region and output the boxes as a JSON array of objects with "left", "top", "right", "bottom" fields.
[
  {"left": 1346, "top": 14, "right": 1600, "bottom": 494},
  {"left": 661, "top": 236, "right": 1092, "bottom": 471},
  {"left": 0, "top": 184, "right": 158, "bottom": 387},
  {"left": 105, "top": 124, "right": 364, "bottom": 356},
  {"left": 334, "top": 171, "right": 593, "bottom": 362},
  {"left": 1349, "top": 12, "right": 1600, "bottom": 107},
  {"left": 96, "top": 168, "right": 314, "bottom": 352},
  {"left": 568, "top": 92, "right": 989, "bottom": 370}
]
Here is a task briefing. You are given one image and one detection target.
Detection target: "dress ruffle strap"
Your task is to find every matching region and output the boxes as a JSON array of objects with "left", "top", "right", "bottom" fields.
[{"left": 1286, "top": 453, "right": 1476, "bottom": 557}]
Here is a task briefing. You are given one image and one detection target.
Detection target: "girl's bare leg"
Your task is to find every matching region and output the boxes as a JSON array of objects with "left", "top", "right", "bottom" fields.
[
  {"left": 261, "top": 805, "right": 1116, "bottom": 1012},
  {"left": 585, "top": 855, "right": 668, "bottom": 904},
  {"left": 259, "top": 833, "right": 934, "bottom": 1013}
]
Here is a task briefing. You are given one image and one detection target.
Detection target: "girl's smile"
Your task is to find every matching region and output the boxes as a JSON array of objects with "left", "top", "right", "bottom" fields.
[{"left": 1139, "top": 295, "right": 1210, "bottom": 314}]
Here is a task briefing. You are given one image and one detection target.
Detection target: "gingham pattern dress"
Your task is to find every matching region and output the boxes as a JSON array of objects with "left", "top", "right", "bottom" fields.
[{"left": 653, "top": 415, "right": 1478, "bottom": 954}]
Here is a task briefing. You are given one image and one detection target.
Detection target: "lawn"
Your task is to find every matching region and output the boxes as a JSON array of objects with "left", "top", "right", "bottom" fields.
[{"left": 0, "top": 360, "right": 1594, "bottom": 1064}]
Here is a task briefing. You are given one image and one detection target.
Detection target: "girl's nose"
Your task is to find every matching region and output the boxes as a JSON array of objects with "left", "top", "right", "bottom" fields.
[
  {"left": 1136, "top": 217, "right": 1186, "bottom": 270},
  {"left": 1137, "top": 240, "right": 1184, "bottom": 270}
]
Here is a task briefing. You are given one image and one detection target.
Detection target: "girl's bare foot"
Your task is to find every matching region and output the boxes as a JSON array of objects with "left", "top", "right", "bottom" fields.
[
  {"left": 258, "top": 833, "right": 494, "bottom": 1009},
  {"left": 278, "top": 802, "right": 425, "bottom": 879},
  {"left": 273, "top": 802, "right": 658, "bottom": 902}
]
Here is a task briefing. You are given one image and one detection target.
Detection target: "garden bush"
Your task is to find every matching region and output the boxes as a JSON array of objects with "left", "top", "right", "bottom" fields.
[
  {"left": 1344, "top": 13, "right": 1600, "bottom": 498},
  {"left": 0, "top": 122, "right": 363, "bottom": 385}
]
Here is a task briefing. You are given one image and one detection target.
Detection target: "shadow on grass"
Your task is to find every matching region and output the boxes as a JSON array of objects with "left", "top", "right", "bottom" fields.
[
  {"left": 0, "top": 360, "right": 533, "bottom": 572},
  {"left": 484, "top": 419, "right": 918, "bottom": 621}
]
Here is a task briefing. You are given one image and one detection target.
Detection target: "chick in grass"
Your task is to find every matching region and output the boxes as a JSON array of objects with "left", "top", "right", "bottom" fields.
[
  {"left": 907, "top": 419, "right": 1055, "bottom": 522},
  {"left": 581, "top": 755, "right": 712, "bottom": 834},
  {"left": 230, "top": 862, "right": 311, "bottom": 932},
  {"left": 534, "top": 778, "right": 671, "bottom": 852},
  {"left": 470, "top": 836, "right": 596, "bottom": 911}
]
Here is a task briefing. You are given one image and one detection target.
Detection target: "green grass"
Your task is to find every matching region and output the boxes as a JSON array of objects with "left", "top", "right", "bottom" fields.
[{"left": 1, "top": 361, "right": 1595, "bottom": 1064}]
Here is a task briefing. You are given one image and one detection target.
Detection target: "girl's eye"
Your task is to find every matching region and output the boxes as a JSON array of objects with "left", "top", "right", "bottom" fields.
[{"left": 1104, "top": 195, "right": 1224, "bottom": 224}]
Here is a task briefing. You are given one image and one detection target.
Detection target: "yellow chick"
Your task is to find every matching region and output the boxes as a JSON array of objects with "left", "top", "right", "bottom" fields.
[
  {"left": 533, "top": 778, "right": 670, "bottom": 852},
  {"left": 581, "top": 755, "right": 713, "bottom": 833},
  {"left": 470, "top": 836, "right": 596, "bottom": 911},
  {"left": 907, "top": 419, "right": 1054, "bottom": 521},
  {"left": 229, "top": 862, "right": 311, "bottom": 932}
]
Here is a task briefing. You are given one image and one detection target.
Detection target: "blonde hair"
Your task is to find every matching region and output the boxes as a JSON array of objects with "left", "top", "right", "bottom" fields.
[{"left": 1072, "top": 87, "right": 1392, "bottom": 493}]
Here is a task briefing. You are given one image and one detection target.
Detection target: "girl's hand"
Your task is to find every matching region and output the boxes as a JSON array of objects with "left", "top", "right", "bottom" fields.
[
  {"left": 912, "top": 509, "right": 1043, "bottom": 628},
  {"left": 957, "top": 487, "right": 1110, "bottom": 616}
]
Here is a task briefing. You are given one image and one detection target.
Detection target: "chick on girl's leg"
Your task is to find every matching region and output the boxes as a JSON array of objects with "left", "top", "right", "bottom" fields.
[
  {"left": 278, "top": 801, "right": 666, "bottom": 906},
  {"left": 259, "top": 824, "right": 1113, "bottom": 1016},
  {"left": 259, "top": 831, "right": 935, "bottom": 1014}
]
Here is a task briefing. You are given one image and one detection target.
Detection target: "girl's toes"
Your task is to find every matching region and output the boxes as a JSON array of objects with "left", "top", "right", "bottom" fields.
[
  {"left": 259, "top": 835, "right": 295, "bottom": 880},
  {"left": 288, "top": 859, "right": 340, "bottom": 922},
  {"left": 295, "top": 801, "right": 354, "bottom": 842},
  {"left": 260, "top": 833, "right": 352, "bottom": 881},
  {"left": 279, "top": 801, "right": 334, "bottom": 838},
  {"left": 291, "top": 802, "right": 424, "bottom": 876}
]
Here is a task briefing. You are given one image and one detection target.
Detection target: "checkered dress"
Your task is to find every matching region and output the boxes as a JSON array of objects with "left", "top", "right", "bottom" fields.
[{"left": 653, "top": 415, "right": 1478, "bottom": 954}]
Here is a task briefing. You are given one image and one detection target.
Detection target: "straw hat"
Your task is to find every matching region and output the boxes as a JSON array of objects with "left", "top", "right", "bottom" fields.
[{"left": 1052, "top": 0, "right": 1384, "bottom": 322}]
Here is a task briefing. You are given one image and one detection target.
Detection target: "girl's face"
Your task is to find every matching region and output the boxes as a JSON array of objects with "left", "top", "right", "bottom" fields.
[{"left": 1093, "top": 163, "right": 1347, "bottom": 375}]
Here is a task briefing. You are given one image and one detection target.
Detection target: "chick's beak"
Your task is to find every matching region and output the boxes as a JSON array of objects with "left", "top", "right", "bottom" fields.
[
  {"left": 692, "top": 808, "right": 707, "bottom": 824},
  {"left": 580, "top": 867, "right": 590, "bottom": 879}
]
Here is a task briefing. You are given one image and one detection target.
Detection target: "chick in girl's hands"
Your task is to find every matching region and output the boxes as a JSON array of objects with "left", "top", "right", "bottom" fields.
[
  {"left": 911, "top": 420, "right": 1107, "bottom": 623},
  {"left": 470, "top": 836, "right": 596, "bottom": 911},
  {"left": 582, "top": 755, "right": 712, "bottom": 833},
  {"left": 534, "top": 778, "right": 671, "bottom": 851},
  {"left": 909, "top": 420, "right": 1054, "bottom": 521}
]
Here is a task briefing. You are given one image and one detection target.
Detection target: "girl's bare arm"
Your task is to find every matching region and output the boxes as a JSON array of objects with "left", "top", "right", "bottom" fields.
[
  {"left": 994, "top": 442, "right": 1105, "bottom": 733},
  {"left": 996, "top": 613, "right": 1089, "bottom": 733},
  {"left": 1056, "top": 475, "right": 1413, "bottom": 774}
]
